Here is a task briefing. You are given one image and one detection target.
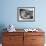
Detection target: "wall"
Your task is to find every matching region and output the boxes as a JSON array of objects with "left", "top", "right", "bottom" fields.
[{"left": 0, "top": 0, "right": 46, "bottom": 30}]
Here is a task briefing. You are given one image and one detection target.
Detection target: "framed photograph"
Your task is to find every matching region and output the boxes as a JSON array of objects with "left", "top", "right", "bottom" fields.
[{"left": 17, "top": 7, "right": 35, "bottom": 22}]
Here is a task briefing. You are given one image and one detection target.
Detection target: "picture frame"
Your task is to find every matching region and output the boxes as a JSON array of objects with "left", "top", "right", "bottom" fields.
[{"left": 17, "top": 7, "right": 35, "bottom": 22}]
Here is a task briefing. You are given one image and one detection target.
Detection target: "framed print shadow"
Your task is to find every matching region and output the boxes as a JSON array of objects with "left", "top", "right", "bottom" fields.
[{"left": 17, "top": 7, "right": 35, "bottom": 22}]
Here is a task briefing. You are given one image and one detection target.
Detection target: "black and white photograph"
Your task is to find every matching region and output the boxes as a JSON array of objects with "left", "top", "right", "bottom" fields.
[{"left": 17, "top": 7, "right": 35, "bottom": 22}]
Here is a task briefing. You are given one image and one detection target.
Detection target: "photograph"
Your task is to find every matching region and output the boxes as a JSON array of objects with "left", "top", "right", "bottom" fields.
[{"left": 17, "top": 7, "right": 35, "bottom": 22}]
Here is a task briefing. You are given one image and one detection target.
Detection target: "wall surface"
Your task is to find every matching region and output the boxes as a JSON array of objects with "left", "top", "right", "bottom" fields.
[
  {"left": 0, "top": 0, "right": 46, "bottom": 44},
  {"left": 0, "top": 0, "right": 46, "bottom": 31}
]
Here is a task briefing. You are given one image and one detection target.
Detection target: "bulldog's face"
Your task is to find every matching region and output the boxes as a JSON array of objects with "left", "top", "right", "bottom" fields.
[{"left": 20, "top": 9, "right": 33, "bottom": 19}]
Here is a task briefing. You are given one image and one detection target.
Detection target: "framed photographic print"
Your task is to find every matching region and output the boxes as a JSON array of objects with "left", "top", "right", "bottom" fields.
[{"left": 17, "top": 7, "right": 35, "bottom": 22}]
